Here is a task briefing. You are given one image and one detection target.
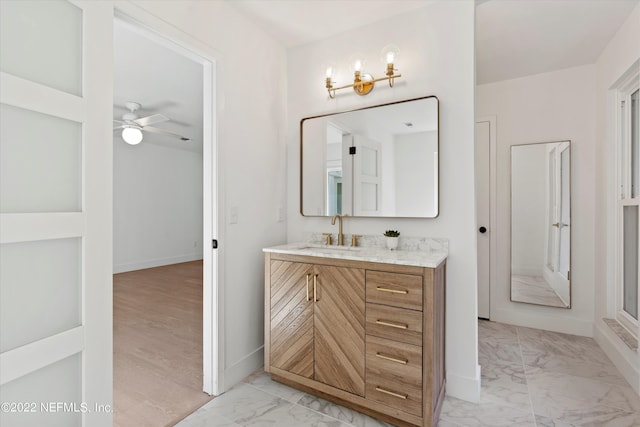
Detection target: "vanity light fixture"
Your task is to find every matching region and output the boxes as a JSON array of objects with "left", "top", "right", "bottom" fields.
[{"left": 325, "top": 47, "right": 402, "bottom": 99}]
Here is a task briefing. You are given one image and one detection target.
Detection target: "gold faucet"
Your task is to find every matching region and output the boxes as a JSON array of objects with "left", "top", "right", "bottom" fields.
[{"left": 331, "top": 213, "right": 349, "bottom": 246}]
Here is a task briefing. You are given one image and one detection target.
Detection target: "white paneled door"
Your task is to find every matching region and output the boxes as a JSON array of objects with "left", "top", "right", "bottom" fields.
[
  {"left": 0, "top": 1, "right": 113, "bottom": 426},
  {"left": 353, "top": 135, "right": 382, "bottom": 216},
  {"left": 475, "top": 118, "right": 496, "bottom": 319}
]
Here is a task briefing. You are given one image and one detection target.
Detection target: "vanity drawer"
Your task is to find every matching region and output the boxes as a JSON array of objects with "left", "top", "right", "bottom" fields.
[
  {"left": 366, "top": 271, "right": 423, "bottom": 311},
  {"left": 366, "top": 370, "right": 423, "bottom": 417},
  {"left": 366, "top": 303, "right": 422, "bottom": 346},
  {"left": 366, "top": 270, "right": 422, "bottom": 310},
  {"left": 366, "top": 335, "right": 422, "bottom": 385}
]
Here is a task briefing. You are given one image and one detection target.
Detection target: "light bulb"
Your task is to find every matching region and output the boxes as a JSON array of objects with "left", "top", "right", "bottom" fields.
[
  {"left": 326, "top": 67, "right": 333, "bottom": 78},
  {"left": 354, "top": 59, "right": 362, "bottom": 72},
  {"left": 386, "top": 51, "right": 395, "bottom": 64},
  {"left": 381, "top": 44, "right": 400, "bottom": 66},
  {"left": 122, "top": 127, "right": 143, "bottom": 145}
]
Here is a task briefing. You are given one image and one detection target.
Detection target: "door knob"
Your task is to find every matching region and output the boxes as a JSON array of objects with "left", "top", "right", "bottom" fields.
[{"left": 479, "top": 226, "right": 487, "bottom": 233}]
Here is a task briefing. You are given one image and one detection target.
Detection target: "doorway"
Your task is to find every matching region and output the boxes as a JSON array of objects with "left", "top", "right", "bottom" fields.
[
  {"left": 112, "top": 9, "right": 219, "bottom": 422},
  {"left": 476, "top": 117, "right": 497, "bottom": 319}
]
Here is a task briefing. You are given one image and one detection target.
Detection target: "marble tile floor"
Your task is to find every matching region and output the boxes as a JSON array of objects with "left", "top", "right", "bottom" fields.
[
  {"left": 177, "top": 320, "right": 640, "bottom": 427},
  {"left": 511, "top": 275, "right": 567, "bottom": 308}
]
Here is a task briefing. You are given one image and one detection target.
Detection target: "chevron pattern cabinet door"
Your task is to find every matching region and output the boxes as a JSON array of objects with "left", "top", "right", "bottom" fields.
[
  {"left": 270, "top": 260, "right": 314, "bottom": 378},
  {"left": 314, "top": 265, "right": 366, "bottom": 396}
]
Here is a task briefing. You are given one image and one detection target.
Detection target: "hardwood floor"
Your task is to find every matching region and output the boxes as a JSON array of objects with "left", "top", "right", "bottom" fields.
[{"left": 113, "top": 260, "right": 212, "bottom": 427}]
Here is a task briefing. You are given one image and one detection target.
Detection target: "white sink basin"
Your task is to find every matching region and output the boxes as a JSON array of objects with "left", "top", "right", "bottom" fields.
[{"left": 296, "top": 244, "right": 362, "bottom": 253}]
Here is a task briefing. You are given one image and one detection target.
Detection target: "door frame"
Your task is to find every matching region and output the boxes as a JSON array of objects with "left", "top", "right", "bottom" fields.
[
  {"left": 113, "top": 5, "right": 223, "bottom": 395},
  {"left": 475, "top": 116, "right": 497, "bottom": 320}
]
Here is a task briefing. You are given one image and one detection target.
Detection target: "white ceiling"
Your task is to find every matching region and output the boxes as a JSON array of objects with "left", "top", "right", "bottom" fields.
[
  {"left": 114, "top": 20, "right": 203, "bottom": 153},
  {"left": 476, "top": 0, "right": 639, "bottom": 84},
  {"left": 328, "top": 98, "right": 438, "bottom": 139},
  {"left": 232, "top": 0, "right": 638, "bottom": 84},
  {"left": 113, "top": 0, "right": 638, "bottom": 151},
  {"left": 230, "top": 0, "right": 436, "bottom": 48}
]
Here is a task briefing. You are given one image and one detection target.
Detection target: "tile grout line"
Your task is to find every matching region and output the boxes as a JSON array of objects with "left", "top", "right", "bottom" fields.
[{"left": 516, "top": 326, "right": 539, "bottom": 427}]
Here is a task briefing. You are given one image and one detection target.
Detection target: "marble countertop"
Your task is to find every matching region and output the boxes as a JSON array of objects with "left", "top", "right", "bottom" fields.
[{"left": 263, "top": 242, "right": 447, "bottom": 269}]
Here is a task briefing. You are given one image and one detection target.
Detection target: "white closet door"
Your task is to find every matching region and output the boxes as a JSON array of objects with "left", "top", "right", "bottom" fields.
[
  {"left": 353, "top": 135, "right": 382, "bottom": 216},
  {"left": 475, "top": 120, "right": 491, "bottom": 319},
  {"left": 0, "top": 1, "right": 113, "bottom": 426},
  {"left": 557, "top": 145, "right": 571, "bottom": 279}
]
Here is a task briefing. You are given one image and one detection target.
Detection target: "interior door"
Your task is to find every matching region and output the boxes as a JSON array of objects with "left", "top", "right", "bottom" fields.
[
  {"left": 341, "top": 134, "right": 354, "bottom": 214},
  {"left": 557, "top": 144, "right": 571, "bottom": 281},
  {"left": 475, "top": 120, "right": 491, "bottom": 319},
  {"left": 0, "top": 2, "right": 113, "bottom": 426},
  {"left": 538, "top": 142, "right": 572, "bottom": 306},
  {"left": 353, "top": 135, "right": 382, "bottom": 216}
]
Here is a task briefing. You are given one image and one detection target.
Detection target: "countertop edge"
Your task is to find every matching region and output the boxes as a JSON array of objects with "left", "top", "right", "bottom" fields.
[{"left": 263, "top": 244, "right": 447, "bottom": 269}]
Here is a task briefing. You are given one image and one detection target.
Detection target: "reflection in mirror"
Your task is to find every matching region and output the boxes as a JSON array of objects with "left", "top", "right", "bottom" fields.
[
  {"left": 511, "top": 141, "right": 571, "bottom": 308},
  {"left": 301, "top": 96, "right": 438, "bottom": 218}
]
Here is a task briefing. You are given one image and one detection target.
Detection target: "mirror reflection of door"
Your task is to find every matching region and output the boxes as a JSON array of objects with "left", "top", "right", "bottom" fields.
[
  {"left": 558, "top": 145, "right": 571, "bottom": 280},
  {"left": 511, "top": 141, "right": 571, "bottom": 308},
  {"left": 327, "top": 169, "right": 342, "bottom": 216},
  {"left": 353, "top": 136, "right": 382, "bottom": 216}
]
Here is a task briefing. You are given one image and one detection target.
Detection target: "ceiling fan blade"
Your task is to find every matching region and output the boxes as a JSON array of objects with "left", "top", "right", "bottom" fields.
[
  {"left": 134, "top": 113, "right": 169, "bottom": 127},
  {"left": 143, "top": 125, "right": 190, "bottom": 141},
  {"left": 113, "top": 124, "right": 126, "bottom": 130}
]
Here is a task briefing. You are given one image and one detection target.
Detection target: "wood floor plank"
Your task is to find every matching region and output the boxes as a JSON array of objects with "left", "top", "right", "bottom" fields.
[{"left": 114, "top": 260, "right": 212, "bottom": 427}]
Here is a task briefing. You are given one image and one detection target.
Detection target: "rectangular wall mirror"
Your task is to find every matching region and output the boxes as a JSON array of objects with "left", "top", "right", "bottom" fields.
[
  {"left": 511, "top": 141, "right": 571, "bottom": 308},
  {"left": 301, "top": 96, "right": 439, "bottom": 218}
]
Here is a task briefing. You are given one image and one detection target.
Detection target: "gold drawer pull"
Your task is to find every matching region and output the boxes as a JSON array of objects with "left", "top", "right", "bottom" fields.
[
  {"left": 376, "top": 319, "right": 408, "bottom": 329},
  {"left": 376, "top": 286, "right": 408, "bottom": 295},
  {"left": 306, "top": 274, "right": 311, "bottom": 301},
  {"left": 375, "top": 352, "right": 408, "bottom": 365},
  {"left": 375, "top": 386, "right": 408, "bottom": 400}
]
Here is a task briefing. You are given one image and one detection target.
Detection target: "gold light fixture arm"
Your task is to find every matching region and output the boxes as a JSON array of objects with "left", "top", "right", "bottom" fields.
[{"left": 326, "top": 73, "right": 402, "bottom": 98}]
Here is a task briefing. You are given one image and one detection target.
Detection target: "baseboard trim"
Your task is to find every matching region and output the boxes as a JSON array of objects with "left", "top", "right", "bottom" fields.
[
  {"left": 113, "top": 253, "right": 203, "bottom": 274},
  {"left": 491, "top": 307, "right": 593, "bottom": 337},
  {"left": 445, "top": 366, "right": 481, "bottom": 403},
  {"left": 594, "top": 321, "right": 640, "bottom": 395},
  {"left": 223, "top": 346, "right": 264, "bottom": 392}
]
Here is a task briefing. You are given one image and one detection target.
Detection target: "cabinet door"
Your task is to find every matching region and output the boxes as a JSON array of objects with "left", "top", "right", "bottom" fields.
[
  {"left": 270, "top": 260, "right": 314, "bottom": 378},
  {"left": 314, "top": 265, "right": 366, "bottom": 396}
]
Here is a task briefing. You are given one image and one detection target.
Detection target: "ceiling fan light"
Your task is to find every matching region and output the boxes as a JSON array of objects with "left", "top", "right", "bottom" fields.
[{"left": 122, "top": 127, "right": 143, "bottom": 145}]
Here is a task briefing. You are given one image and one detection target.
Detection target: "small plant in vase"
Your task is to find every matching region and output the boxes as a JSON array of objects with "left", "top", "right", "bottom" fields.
[{"left": 383, "top": 230, "right": 400, "bottom": 250}]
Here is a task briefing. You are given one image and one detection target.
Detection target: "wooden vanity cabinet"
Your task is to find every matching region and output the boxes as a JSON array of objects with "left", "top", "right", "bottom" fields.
[
  {"left": 268, "top": 258, "right": 366, "bottom": 396},
  {"left": 265, "top": 252, "right": 446, "bottom": 427}
]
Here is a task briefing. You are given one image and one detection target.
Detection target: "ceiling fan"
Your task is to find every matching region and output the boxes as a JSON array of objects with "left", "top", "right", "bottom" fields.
[{"left": 113, "top": 101, "right": 190, "bottom": 145}]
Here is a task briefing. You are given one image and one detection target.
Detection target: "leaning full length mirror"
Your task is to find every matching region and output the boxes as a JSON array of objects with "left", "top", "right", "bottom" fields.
[
  {"left": 511, "top": 141, "right": 571, "bottom": 308},
  {"left": 301, "top": 96, "right": 439, "bottom": 217}
]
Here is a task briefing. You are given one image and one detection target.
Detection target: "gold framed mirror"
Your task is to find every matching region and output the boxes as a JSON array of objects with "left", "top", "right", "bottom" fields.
[{"left": 300, "top": 96, "right": 439, "bottom": 218}]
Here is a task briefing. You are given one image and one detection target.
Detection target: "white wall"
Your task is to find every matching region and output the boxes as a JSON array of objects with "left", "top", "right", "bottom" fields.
[
  {"left": 287, "top": 1, "right": 480, "bottom": 402},
  {"left": 594, "top": 3, "right": 640, "bottom": 394},
  {"left": 123, "top": 0, "right": 288, "bottom": 390},
  {"left": 476, "top": 64, "right": 596, "bottom": 336},
  {"left": 113, "top": 141, "right": 203, "bottom": 273},
  {"left": 394, "top": 131, "right": 437, "bottom": 217}
]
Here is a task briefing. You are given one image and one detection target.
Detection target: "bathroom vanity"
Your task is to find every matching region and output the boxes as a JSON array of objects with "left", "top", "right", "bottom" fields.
[{"left": 263, "top": 241, "right": 447, "bottom": 427}]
